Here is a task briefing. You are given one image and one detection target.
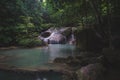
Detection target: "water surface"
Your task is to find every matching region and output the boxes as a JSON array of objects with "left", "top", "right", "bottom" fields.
[
  {"left": 0, "top": 44, "right": 76, "bottom": 68},
  {"left": 0, "top": 44, "right": 77, "bottom": 80}
]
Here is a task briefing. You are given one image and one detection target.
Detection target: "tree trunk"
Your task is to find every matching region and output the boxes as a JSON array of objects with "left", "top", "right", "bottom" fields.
[{"left": 107, "top": 0, "right": 112, "bottom": 48}]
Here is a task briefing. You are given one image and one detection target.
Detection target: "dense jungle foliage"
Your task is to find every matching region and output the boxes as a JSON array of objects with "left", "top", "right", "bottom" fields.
[{"left": 0, "top": 0, "right": 120, "bottom": 49}]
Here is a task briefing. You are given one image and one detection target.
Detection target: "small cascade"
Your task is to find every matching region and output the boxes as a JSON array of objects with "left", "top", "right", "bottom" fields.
[
  {"left": 69, "top": 34, "right": 76, "bottom": 44},
  {"left": 71, "top": 34, "right": 75, "bottom": 40},
  {"left": 69, "top": 28, "right": 76, "bottom": 45}
]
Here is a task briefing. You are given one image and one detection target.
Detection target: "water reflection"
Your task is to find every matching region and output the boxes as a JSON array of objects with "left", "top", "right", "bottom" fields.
[
  {"left": 48, "top": 44, "right": 75, "bottom": 61},
  {"left": 0, "top": 44, "right": 77, "bottom": 68},
  {"left": 0, "top": 44, "right": 77, "bottom": 80}
]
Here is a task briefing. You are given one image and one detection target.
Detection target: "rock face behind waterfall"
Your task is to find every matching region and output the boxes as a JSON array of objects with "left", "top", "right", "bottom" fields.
[
  {"left": 39, "top": 27, "right": 76, "bottom": 44},
  {"left": 47, "top": 32, "right": 66, "bottom": 44}
]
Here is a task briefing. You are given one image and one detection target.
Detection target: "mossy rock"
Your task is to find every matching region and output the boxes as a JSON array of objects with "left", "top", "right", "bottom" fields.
[{"left": 53, "top": 57, "right": 67, "bottom": 63}]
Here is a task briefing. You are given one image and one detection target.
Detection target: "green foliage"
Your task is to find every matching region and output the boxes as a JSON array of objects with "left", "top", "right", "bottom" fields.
[
  {"left": 18, "top": 38, "right": 43, "bottom": 48},
  {"left": 41, "top": 23, "right": 55, "bottom": 30},
  {"left": 0, "top": 0, "right": 120, "bottom": 48},
  {"left": 0, "top": 0, "right": 44, "bottom": 47}
]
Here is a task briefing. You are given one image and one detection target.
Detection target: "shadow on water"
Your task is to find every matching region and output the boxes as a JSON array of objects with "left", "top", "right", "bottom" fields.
[{"left": 0, "top": 70, "right": 63, "bottom": 80}]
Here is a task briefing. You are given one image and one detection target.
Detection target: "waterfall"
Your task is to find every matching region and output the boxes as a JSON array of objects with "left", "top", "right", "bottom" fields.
[
  {"left": 71, "top": 34, "right": 75, "bottom": 40},
  {"left": 69, "top": 31, "right": 76, "bottom": 45},
  {"left": 69, "top": 34, "right": 75, "bottom": 44}
]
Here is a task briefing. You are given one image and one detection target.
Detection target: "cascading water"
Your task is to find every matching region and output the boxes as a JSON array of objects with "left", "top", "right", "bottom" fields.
[{"left": 69, "top": 33, "right": 76, "bottom": 45}]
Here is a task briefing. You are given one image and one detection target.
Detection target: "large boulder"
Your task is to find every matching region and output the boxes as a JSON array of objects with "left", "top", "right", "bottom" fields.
[
  {"left": 76, "top": 63, "right": 105, "bottom": 80},
  {"left": 53, "top": 57, "right": 67, "bottom": 63}
]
